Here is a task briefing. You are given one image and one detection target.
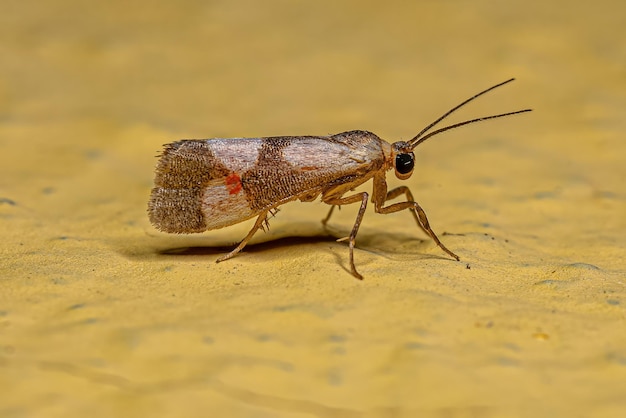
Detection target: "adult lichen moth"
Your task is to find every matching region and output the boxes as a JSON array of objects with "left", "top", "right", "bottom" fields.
[{"left": 148, "top": 78, "right": 531, "bottom": 279}]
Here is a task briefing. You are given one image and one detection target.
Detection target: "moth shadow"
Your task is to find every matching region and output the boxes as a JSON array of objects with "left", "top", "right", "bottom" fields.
[
  {"left": 155, "top": 234, "right": 339, "bottom": 258},
  {"left": 120, "top": 222, "right": 454, "bottom": 272}
]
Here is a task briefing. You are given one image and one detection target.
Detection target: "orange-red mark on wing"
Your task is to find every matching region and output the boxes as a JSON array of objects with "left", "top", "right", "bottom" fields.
[{"left": 225, "top": 173, "right": 242, "bottom": 195}]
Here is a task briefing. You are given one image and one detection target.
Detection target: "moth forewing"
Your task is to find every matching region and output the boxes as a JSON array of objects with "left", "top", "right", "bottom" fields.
[
  {"left": 148, "top": 131, "right": 387, "bottom": 234},
  {"left": 149, "top": 139, "right": 260, "bottom": 233}
]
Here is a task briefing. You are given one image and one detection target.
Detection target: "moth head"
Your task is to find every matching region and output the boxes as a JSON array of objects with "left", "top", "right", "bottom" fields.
[{"left": 391, "top": 141, "right": 415, "bottom": 180}]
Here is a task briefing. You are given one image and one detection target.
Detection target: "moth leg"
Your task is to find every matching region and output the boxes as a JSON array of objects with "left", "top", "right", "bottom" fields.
[
  {"left": 384, "top": 186, "right": 428, "bottom": 235},
  {"left": 377, "top": 187, "right": 460, "bottom": 261},
  {"left": 321, "top": 205, "right": 336, "bottom": 226},
  {"left": 216, "top": 210, "right": 270, "bottom": 263},
  {"left": 323, "top": 192, "right": 369, "bottom": 280}
]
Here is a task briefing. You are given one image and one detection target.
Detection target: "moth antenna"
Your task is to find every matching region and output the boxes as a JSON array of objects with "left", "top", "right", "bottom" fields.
[
  {"left": 411, "top": 109, "right": 532, "bottom": 148},
  {"left": 409, "top": 78, "right": 527, "bottom": 148}
]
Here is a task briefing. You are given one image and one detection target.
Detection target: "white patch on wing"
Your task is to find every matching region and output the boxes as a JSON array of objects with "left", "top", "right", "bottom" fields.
[
  {"left": 282, "top": 139, "right": 355, "bottom": 172},
  {"left": 208, "top": 138, "right": 262, "bottom": 173},
  {"left": 201, "top": 179, "right": 255, "bottom": 230}
]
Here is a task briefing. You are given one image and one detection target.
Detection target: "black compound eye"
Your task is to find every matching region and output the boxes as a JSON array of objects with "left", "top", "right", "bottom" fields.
[{"left": 395, "top": 153, "right": 414, "bottom": 175}]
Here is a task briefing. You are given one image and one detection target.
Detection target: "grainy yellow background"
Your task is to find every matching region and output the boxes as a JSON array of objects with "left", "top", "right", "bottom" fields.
[{"left": 1, "top": 1, "right": 625, "bottom": 417}]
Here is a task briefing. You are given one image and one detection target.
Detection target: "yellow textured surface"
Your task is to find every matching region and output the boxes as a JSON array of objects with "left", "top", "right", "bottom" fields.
[{"left": 1, "top": 1, "right": 625, "bottom": 417}]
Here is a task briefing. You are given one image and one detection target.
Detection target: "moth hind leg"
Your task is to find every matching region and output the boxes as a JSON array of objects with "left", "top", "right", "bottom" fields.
[
  {"left": 321, "top": 205, "right": 336, "bottom": 227},
  {"left": 216, "top": 210, "right": 270, "bottom": 263},
  {"left": 261, "top": 208, "right": 280, "bottom": 232}
]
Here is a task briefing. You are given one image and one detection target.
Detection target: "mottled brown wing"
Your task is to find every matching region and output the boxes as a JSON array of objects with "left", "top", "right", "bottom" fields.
[
  {"left": 239, "top": 131, "right": 387, "bottom": 210},
  {"left": 148, "top": 131, "right": 386, "bottom": 233},
  {"left": 148, "top": 139, "right": 261, "bottom": 233}
]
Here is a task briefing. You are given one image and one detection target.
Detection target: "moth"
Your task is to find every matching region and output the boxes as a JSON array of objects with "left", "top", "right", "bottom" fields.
[{"left": 148, "top": 78, "right": 531, "bottom": 279}]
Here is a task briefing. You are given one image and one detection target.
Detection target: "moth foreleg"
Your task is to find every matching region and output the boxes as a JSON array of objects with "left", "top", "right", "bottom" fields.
[
  {"left": 384, "top": 186, "right": 428, "bottom": 235},
  {"left": 323, "top": 192, "right": 369, "bottom": 280},
  {"left": 377, "top": 187, "right": 460, "bottom": 261},
  {"left": 216, "top": 210, "right": 270, "bottom": 264}
]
